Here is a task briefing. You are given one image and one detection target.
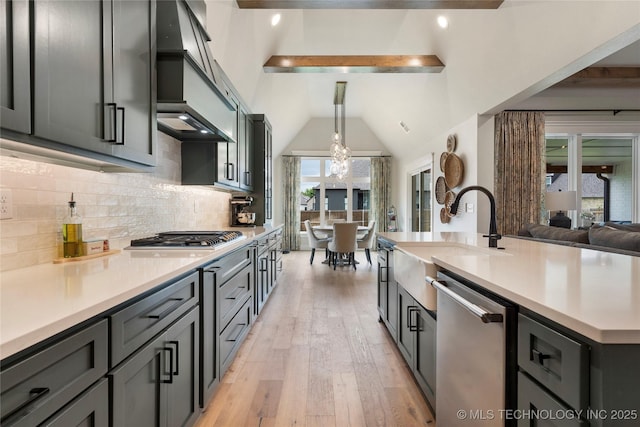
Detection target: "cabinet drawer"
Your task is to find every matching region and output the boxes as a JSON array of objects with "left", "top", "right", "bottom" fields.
[
  {"left": 518, "top": 314, "right": 589, "bottom": 410},
  {"left": 517, "top": 372, "right": 588, "bottom": 426},
  {"left": 41, "top": 378, "right": 109, "bottom": 427},
  {"left": 0, "top": 320, "right": 108, "bottom": 427},
  {"left": 220, "top": 298, "right": 252, "bottom": 376},
  {"left": 215, "top": 246, "right": 252, "bottom": 284},
  {"left": 219, "top": 263, "right": 252, "bottom": 328},
  {"left": 110, "top": 271, "right": 199, "bottom": 367}
]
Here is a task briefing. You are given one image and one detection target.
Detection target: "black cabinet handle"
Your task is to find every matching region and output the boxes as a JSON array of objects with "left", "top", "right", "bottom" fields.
[
  {"left": 407, "top": 306, "right": 419, "bottom": 332},
  {"left": 115, "top": 106, "right": 125, "bottom": 145},
  {"left": 105, "top": 103, "right": 117, "bottom": 143},
  {"left": 146, "top": 298, "right": 184, "bottom": 320},
  {"left": 204, "top": 266, "right": 221, "bottom": 273},
  {"left": 225, "top": 287, "right": 245, "bottom": 301},
  {"left": 1, "top": 387, "right": 50, "bottom": 424},
  {"left": 168, "top": 340, "right": 179, "bottom": 376},
  {"left": 225, "top": 322, "right": 246, "bottom": 342},
  {"left": 531, "top": 349, "right": 552, "bottom": 366},
  {"left": 162, "top": 347, "right": 174, "bottom": 383},
  {"left": 226, "top": 163, "right": 235, "bottom": 181}
]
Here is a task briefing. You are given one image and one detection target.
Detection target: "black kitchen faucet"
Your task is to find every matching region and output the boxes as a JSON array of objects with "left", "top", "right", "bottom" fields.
[{"left": 450, "top": 185, "right": 502, "bottom": 248}]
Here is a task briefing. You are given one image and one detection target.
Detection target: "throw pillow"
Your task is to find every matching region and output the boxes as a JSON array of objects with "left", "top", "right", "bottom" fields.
[
  {"left": 589, "top": 225, "right": 640, "bottom": 253},
  {"left": 527, "top": 224, "right": 590, "bottom": 244}
]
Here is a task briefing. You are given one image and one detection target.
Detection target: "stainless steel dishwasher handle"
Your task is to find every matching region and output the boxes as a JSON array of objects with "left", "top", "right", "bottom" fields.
[{"left": 426, "top": 276, "right": 503, "bottom": 323}]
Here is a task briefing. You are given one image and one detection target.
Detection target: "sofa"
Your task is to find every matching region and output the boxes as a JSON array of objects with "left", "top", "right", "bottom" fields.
[{"left": 512, "top": 222, "right": 640, "bottom": 257}]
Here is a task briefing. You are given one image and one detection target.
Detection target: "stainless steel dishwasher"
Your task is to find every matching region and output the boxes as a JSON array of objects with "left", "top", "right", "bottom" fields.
[{"left": 428, "top": 271, "right": 516, "bottom": 426}]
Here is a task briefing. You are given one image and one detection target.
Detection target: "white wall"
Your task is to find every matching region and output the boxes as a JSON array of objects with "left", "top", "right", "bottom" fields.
[
  {"left": 0, "top": 133, "right": 232, "bottom": 271},
  {"left": 396, "top": 115, "right": 489, "bottom": 233}
]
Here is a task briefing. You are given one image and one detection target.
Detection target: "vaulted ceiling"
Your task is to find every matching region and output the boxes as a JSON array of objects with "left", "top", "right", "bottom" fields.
[{"left": 204, "top": 0, "right": 640, "bottom": 162}]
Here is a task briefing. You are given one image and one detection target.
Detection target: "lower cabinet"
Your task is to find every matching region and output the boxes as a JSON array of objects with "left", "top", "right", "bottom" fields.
[
  {"left": 397, "top": 286, "right": 437, "bottom": 410},
  {"left": 110, "top": 306, "right": 200, "bottom": 427},
  {"left": 0, "top": 320, "right": 108, "bottom": 427},
  {"left": 255, "top": 235, "right": 271, "bottom": 316},
  {"left": 377, "top": 238, "right": 398, "bottom": 340},
  {"left": 40, "top": 378, "right": 109, "bottom": 427}
]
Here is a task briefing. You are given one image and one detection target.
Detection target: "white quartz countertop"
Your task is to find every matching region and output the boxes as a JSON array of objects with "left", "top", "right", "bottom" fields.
[
  {"left": 0, "top": 226, "right": 280, "bottom": 360},
  {"left": 378, "top": 232, "right": 640, "bottom": 344}
]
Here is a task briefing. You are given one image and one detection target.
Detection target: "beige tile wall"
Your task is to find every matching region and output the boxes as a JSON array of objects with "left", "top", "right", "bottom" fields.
[{"left": 0, "top": 133, "right": 231, "bottom": 271}]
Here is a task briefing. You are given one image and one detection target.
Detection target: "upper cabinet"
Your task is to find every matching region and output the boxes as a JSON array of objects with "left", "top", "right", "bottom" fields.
[
  {"left": 0, "top": 0, "right": 156, "bottom": 168},
  {"left": 251, "top": 114, "right": 273, "bottom": 225},
  {"left": 181, "top": 64, "right": 255, "bottom": 193},
  {"left": 0, "top": 0, "right": 30, "bottom": 134}
]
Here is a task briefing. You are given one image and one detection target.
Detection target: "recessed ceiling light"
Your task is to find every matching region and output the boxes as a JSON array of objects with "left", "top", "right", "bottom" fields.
[
  {"left": 437, "top": 16, "right": 449, "bottom": 29},
  {"left": 178, "top": 115, "right": 188, "bottom": 120},
  {"left": 271, "top": 13, "right": 281, "bottom": 26},
  {"left": 200, "top": 129, "right": 209, "bottom": 134}
]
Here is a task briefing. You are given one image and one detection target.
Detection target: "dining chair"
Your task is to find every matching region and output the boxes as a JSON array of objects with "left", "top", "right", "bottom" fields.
[
  {"left": 357, "top": 220, "right": 376, "bottom": 264},
  {"left": 327, "top": 222, "right": 359, "bottom": 270},
  {"left": 304, "top": 220, "right": 330, "bottom": 265}
]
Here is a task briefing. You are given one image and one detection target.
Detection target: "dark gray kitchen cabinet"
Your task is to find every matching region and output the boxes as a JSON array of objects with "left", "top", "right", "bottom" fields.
[
  {"left": 200, "top": 263, "right": 219, "bottom": 408},
  {"left": 110, "top": 306, "right": 200, "bottom": 427},
  {"left": 109, "top": 270, "right": 199, "bottom": 368},
  {"left": 250, "top": 114, "right": 273, "bottom": 225},
  {"left": 30, "top": 0, "right": 155, "bottom": 166},
  {"left": 238, "top": 104, "right": 254, "bottom": 191},
  {"left": 270, "top": 228, "right": 283, "bottom": 286},
  {"left": 40, "top": 378, "right": 109, "bottom": 427},
  {"left": 397, "top": 286, "right": 436, "bottom": 411},
  {"left": 200, "top": 245, "right": 253, "bottom": 406},
  {"left": 517, "top": 311, "right": 640, "bottom": 427},
  {"left": 215, "top": 246, "right": 253, "bottom": 378},
  {"left": 0, "top": 0, "right": 30, "bottom": 134},
  {"left": 0, "top": 320, "right": 108, "bottom": 427},
  {"left": 376, "top": 237, "right": 398, "bottom": 341},
  {"left": 217, "top": 102, "right": 239, "bottom": 188},
  {"left": 254, "top": 234, "right": 271, "bottom": 316}
]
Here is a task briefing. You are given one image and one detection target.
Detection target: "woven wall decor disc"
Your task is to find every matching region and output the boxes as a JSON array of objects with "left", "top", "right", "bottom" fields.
[
  {"left": 439, "top": 152, "right": 449, "bottom": 172},
  {"left": 444, "top": 153, "right": 464, "bottom": 188},
  {"left": 440, "top": 207, "right": 450, "bottom": 224},
  {"left": 447, "top": 134, "right": 457, "bottom": 152},
  {"left": 435, "top": 176, "right": 447, "bottom": 204}
]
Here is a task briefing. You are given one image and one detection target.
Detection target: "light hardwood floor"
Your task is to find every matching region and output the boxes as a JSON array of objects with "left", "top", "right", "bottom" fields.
[{"left": 194, "top": 250, "right": 436, "bottom": 427}]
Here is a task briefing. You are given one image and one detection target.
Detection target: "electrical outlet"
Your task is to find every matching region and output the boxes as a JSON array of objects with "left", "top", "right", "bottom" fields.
[
  {"left": 1, "top": 189, "right": 13, "bottom": 220},
  {"left": 465, "top": 203, "right": 474, "bottom": 213}
]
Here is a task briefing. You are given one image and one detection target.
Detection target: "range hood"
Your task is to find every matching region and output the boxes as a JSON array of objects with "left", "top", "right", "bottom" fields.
[{"left": 156, "top": 0, "right": 236, "bottom": 143}]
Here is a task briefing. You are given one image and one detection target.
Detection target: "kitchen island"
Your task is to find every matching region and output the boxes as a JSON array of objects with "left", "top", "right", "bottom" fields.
[{"left": 377, "top": 231, "right": 640, "bottom": 427}]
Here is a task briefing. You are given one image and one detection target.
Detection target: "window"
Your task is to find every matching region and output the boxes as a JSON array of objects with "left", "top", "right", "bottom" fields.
[
  {"left": 411, "top": 168, "right": 432, "bottom": 232},
  {"left": 545, "top": 134, "right": 637, "bottom": 226},
  {"left": 299, "top": 157, "right": 371, "bottom": 231}
]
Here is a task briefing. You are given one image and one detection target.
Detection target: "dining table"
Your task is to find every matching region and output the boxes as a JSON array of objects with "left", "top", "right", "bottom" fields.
[
  {"left": 313, "top": 224, "right": 369, "bottom": 265},
  {"left": 313, "top": 224, "right": 369, "bottom": 237}
]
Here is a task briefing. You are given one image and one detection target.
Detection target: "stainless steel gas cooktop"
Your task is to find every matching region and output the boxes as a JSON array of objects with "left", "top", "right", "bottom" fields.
[{"left": 128, "top": 231, "right": 245, "bottom": 249}]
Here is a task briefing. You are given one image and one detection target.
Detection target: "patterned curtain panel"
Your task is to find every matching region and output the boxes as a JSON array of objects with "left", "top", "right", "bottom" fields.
[
  {"left": 494, "top": 111, "right": 546, "bottom": 235},
  {"left": 281, "top": 156, "right": 301, "bottom": 251},
  {"left": 370, "top": 156, "right": 392, "bottom": 233}
]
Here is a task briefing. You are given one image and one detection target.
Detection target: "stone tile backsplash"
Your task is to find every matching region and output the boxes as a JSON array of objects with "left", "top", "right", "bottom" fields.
[{"left": 0, "top": 133, "right": 231, "bottom": 271}]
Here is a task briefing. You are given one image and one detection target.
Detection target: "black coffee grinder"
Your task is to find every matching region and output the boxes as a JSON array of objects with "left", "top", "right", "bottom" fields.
[{"left": 230, "top": 195, "right": 255, "bottom": 227}]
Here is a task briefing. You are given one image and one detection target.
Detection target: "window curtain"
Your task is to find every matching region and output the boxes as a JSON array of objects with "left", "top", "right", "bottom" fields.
[
  {"left": 370, "top": 156, "right": 392, "bottom": 233},
  {"left": 281, "top": 156, "right": 301, "bottom": 251},
  {"left": 494, "top": 111, "right": 546, "bottom": 235}
]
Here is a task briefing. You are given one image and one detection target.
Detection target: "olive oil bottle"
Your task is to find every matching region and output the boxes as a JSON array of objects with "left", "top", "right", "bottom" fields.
[{"left": 63, "top": 193, "right": 83, "bottom": 258}]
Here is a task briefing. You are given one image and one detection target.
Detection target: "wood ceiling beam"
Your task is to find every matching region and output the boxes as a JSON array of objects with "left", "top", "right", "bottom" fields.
[
  {"left": 553, "top": 67, "right": 640, "bottom": 89},
  {"left": 238, "top": 0, "right": 503, "bottom": 9},
  {"left": 263, "top": 55, "right": 445, "bottom": 73}
]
